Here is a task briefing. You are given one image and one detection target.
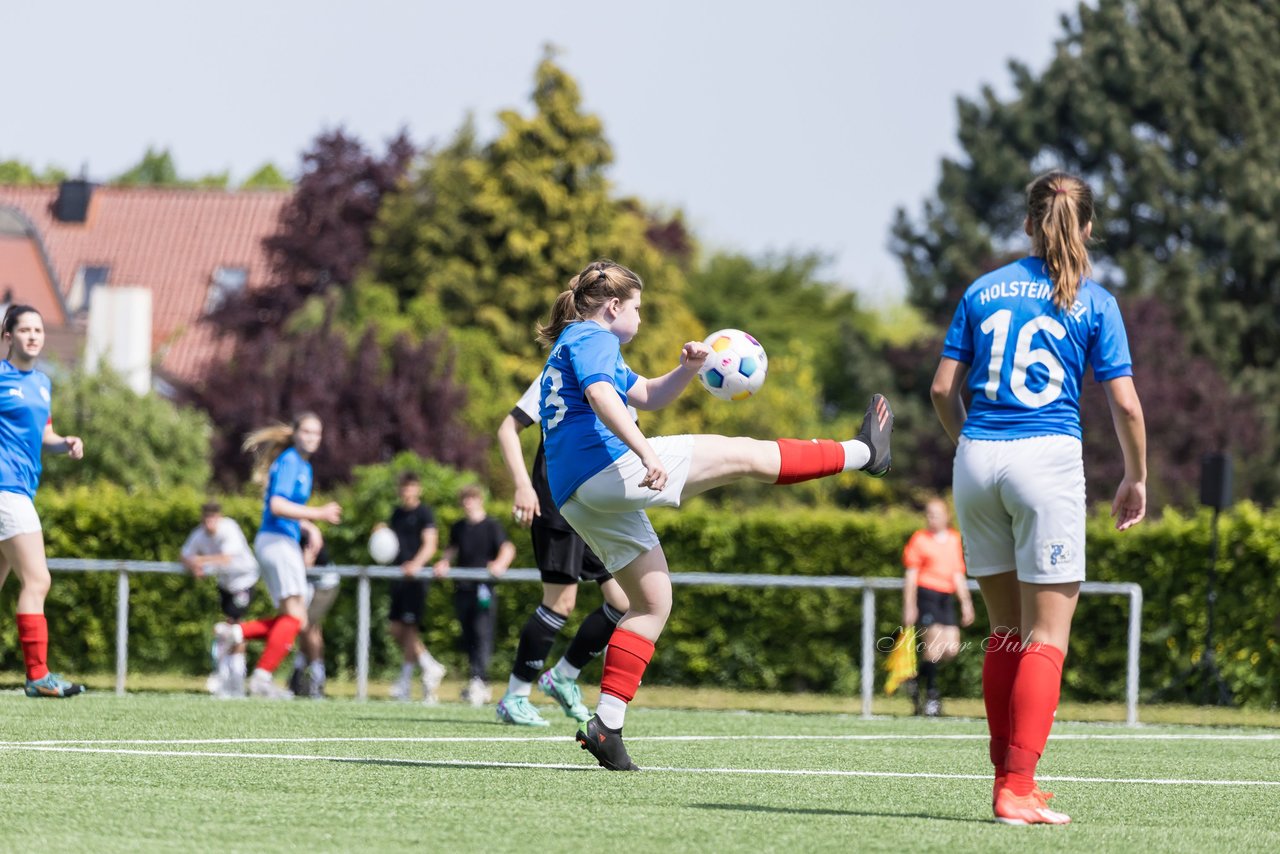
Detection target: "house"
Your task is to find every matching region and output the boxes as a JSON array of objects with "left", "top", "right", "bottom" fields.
[{"left": 0, "top": 181, "right": 289, "bottom": 387}]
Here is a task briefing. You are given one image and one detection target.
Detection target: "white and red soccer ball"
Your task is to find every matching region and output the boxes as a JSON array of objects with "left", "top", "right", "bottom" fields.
[{"left": 698, "top": 328, "right": 768, "bottom": 401}]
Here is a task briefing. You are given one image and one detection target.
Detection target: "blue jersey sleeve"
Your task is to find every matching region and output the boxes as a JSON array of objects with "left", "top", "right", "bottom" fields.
[
  {"left": 267, "top": 452, "right": 304, "bottom": 501},
  {"left": 1089, "top": 296, "right": 1133, "bottom": 382},
  {"left": 568, "top": 328, "right": 624, "bottom": 389},
  {"left": 941, "top": 296, "right": 974, "bottom": 364}
]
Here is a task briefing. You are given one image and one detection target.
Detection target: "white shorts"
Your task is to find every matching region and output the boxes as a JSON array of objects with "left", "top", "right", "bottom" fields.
[
  {"left": 254, "top": 532, "right": 309, "bottom": 607},
  {"left": 0, "top": 492, "right": 41, "bottom": 541},
  {"left": 953, "top": 435, "right": 1086, "bottom": 584},
  {"left": 560, "top": 435, "right": 696, "bottom": 574}
]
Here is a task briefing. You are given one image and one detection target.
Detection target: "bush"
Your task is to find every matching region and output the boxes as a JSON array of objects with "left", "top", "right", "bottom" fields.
[{"left": 4, "top": 480, "right": 1278, "bottom": 709}]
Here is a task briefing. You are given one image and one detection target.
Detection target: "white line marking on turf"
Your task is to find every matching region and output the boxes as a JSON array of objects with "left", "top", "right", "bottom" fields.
[
  {"left": 0, "top": 743, "right": 1276, "bottom": 787},
  {"left": 1, "top": 733, "right": 1277, "bottom": 747}
]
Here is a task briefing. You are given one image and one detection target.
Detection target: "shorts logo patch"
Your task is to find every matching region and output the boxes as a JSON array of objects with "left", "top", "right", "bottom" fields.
[{"left": 1044, "top": 540, "right": 1073, "bottom": 567}]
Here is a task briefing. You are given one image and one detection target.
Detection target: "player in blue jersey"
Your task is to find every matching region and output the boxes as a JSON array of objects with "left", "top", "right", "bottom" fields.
[
  {"left": 0, "top": 305, "right": 86, "bottom": 698},
  {"left": 229, "top": 413, "right": 343, "bottom": 699},
  {"left": 930, "top": 172, "right": 1147, "bottom": 826},
  {"left": 535, "top": 260, "right": 895, "bottom": 771}
]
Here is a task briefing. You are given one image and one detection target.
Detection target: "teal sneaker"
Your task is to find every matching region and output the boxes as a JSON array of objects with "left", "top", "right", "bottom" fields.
[
  {"left": 25, "top": 672, "right": 85, "bottom": 698},
  {"left": 538, "top": 669, "right": 590, "bottom": 722},
  {"left": 496, "top": 694, "right": 550, "bottom": 727}
]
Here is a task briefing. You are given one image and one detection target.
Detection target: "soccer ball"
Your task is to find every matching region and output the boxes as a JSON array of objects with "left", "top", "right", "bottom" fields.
[
  {"left": 698, "top": 328, "right": 768, "bottom": 401},
  {"left": 368, "top": 527, "right": 399, "bottom": 565}
]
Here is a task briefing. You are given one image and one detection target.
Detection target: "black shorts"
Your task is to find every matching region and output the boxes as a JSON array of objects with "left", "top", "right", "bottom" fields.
[
  {"left": 389, "top": 578, "right": 428, "bottom": 625},
  {"left": 917, "top": 588, "right": 957, "bottom": 628},
  {"left": 532, "top": 521, "right": 609, "bottom": 586},
  {"left": 219, "top": 587, "right": 254, "bottom": 621}
]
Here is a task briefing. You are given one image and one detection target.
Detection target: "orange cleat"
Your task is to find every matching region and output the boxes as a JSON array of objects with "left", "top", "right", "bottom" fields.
[{"left": 994, "top": 786, "right": 1070, "bottom": 825}]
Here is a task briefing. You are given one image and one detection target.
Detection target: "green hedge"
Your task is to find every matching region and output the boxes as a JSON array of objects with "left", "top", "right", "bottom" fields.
[{"left": 3, "top": 482, "right": 1278, "bottom": 708}]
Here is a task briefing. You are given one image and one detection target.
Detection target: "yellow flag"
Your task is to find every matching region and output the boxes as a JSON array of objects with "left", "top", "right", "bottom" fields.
[{"left": 884, "top": 626, "right": 918, "bottom": 695}]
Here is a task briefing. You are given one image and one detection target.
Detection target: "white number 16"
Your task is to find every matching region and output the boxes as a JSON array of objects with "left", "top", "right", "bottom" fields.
[{"left": 979, "top": 310, "right": 1066, "bottom": 408}]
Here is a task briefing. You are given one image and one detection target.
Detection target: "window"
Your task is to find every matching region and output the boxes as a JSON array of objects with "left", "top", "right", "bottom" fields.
[
  {"left": 68, "top": 265, "right": 110, "bottom": 314},
  {"left": 205, "top": 266, "right": 248, "bottom": 314}
]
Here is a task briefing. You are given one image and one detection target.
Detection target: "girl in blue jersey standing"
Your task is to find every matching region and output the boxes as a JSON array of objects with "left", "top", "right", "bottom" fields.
[
  {"left": 931, "top": 172, "right": 1147, "bottom": 825},
  {"left": 232, "top": 413, "right": 342, "bottom": 699},
  {"left": 0, "top": 305, "right": 86, "bottom": 698},
  {"left": 536, "top": 260, "right": 895, "bottom": 771}
]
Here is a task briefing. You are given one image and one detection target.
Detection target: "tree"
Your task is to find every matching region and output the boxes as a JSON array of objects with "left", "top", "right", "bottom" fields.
[
  {"left": 891, "top": 0, "right": 1280, "bottom": 503},
  {"left": 241, "top": 163, "right": 292, "bottom": 190},
  {"left": 0, "top": 160, "right": 67, "bottom": 185},
  {"left": 113, "top": 147, "right": 229, "bottom": 188},
  {"left": 43, "top": 365, "right": 212, "bottom": 492}
]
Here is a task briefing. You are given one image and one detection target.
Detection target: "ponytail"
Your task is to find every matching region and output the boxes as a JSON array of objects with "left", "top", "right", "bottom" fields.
[
  {"left": 536, "top": 259, "right": 644, "bottom": 347},
  {"left": 242, "top": 411, "right": 320, "bottom": 485},
  {"left": 1026, "top": 171, "right": 1094, "bottom": 312}
]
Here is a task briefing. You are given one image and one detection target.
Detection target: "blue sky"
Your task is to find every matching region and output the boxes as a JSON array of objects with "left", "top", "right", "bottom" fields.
[{"left": 5, "top": 1, "right": 1079, "bottom": 303}]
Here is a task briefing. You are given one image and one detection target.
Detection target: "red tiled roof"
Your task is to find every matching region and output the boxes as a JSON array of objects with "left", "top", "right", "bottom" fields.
[{"left": 0, "top": 185, "right": 289, "bottom": 384}]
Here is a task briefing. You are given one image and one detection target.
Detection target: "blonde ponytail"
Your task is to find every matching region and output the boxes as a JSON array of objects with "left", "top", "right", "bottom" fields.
[
  {"left": 1026, "top": 171, "right": 1094, "bottom": 311},
  {"left": 242, "top": 411, "right": 320, "bottom": 485}
]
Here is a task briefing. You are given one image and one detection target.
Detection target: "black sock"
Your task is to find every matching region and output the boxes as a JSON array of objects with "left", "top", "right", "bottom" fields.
[
  {"left": 564, "top": 603, "right": 624, "bottom": 670},
  {"left": 511, "top": 606, "right": 566, "bottom": 682},
  {"left": 920, "top": 659, "right": 938, "bottom": 693}
]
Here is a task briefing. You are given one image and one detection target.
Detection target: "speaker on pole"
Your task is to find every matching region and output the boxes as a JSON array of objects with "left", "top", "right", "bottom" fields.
[{"left": 1199, "top": 452, "right": 1233, "bottom": 510}]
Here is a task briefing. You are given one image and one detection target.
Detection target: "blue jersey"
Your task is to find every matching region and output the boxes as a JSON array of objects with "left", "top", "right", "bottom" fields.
[
  {"left": 540, "top": 322, "right": 639, "bottom": 507},
  {"left": 0, "top": 361, "right": 53, "bottom": 498},
  {"left": 942, "top": 257, "right": 1132, "bottom": 441},
  {"left": 258, "top": 446, "right": 313, "bottom": 540}
]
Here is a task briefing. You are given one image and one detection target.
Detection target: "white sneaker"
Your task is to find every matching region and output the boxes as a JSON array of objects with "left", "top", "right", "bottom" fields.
[
  {"left": 205, "top": 672, "right": 224, "bottom": 695},
  {"left": 465, "top": 677, "right": 491, "bottom": 708},
  {"left": 248, "top": 671, "right": 293, "bottom": 700},
  {"left": 390, "top": 677, "right": 412, "bottom": 702},
  {"left": 421, "top": 660, "right": 446, "bottom": 706}
]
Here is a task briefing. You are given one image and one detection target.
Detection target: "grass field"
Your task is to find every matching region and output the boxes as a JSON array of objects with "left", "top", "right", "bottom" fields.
[{"left": 1, "top": 689, "right": 1277, "bottom": 853}]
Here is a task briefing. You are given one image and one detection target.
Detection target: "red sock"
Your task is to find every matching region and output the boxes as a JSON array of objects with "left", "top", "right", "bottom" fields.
[
  {"left": 255, "top": 615, "right": 301, "bottom": 673},
  {"left": 16, "top": 612, "right": 49, "bottom": 681},
  {"left": 775, "top": 439, "right": 846, "bottom": 485},
  {"left": 1005, "top": 641, "right": 1065, "bottom": 796},
  {"left": 599, "top": 628, "right": 655, "bottom": 703},
  {"left": 982, "top": 630, "right": 1021, "bottom": 781},
  {"left": 239, "top": 618, "right": 274, "bottom": 640}
]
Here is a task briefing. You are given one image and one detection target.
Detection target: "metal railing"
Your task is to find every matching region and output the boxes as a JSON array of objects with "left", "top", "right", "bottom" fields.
[{"left": 45, "top": 559, "right": 1144, "bottom": 724}]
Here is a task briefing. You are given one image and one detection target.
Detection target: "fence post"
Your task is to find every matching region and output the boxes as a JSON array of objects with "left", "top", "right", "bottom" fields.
[
  {"left": 1127, "top": 585, "right": 1143, "bottom": 726},
  {"left": 356, "top": 568, "right": 370, "bottom": 701},
  {"left": 861, "top": 586, "right": 875, "bottom": 720},
  {"left": 115, "top": 568, "right": 129, "bottom": 696}
]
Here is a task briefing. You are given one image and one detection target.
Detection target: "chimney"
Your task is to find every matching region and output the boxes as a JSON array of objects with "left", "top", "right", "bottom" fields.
[{"left": 54, "top": 179, "right": 94, "bottom": 223}]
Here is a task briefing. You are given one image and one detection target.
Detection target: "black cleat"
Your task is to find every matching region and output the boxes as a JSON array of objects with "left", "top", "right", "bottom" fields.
[
  {"left": 576, "top": 714, "right": 640, "bottom": 771},
  {"left": 855, "top": 394, "right": 894, "bottom": 477}
]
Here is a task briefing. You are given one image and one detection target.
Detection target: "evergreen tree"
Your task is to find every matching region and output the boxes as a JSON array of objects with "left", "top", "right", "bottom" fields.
[{"left": 891, "top": 0, "right": 1279, "bottom": 503}]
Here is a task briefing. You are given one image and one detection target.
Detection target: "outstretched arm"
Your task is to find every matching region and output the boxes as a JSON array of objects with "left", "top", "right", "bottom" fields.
[
  {"left": 1104, "top": 376, "right": 1147, "bottom": 531},
  {"left": 625, "top": 341, "right": 710, "bottom": 411}
]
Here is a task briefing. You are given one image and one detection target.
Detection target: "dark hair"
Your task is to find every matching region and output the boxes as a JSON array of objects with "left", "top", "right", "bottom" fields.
[
  {"left": 1026, "top": 171, "right": 1094, "bottom": 311},
  {"left": 536, "top": 260, "right": 644, "bottom": 347},
  {"left": 2, "top": 304, "right": 41, "bottom": 336},
  {"left": 201, "top": 501, "right": 222, "bottom": 516},
  {"left": 398, "top": 471, "right": 421, "bottom": 487}
]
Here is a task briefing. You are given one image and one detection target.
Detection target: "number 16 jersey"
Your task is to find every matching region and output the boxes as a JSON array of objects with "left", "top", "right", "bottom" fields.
[{"left": 942, "top": 256, "right": 1132, "bottom": 441}]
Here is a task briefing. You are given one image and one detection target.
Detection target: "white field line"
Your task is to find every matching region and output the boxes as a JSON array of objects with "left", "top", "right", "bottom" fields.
[
  {"left": 0, "top": 732, "right": 1277, "bottom": 747},
  {"left": 0, "top": 743, "right": 1276, "bottom": 787}
]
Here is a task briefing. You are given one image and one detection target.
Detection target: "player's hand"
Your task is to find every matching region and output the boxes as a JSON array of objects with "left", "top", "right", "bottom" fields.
[
  {"left": 1111, "top": 478, "right": 1147, "bottom": 531},
  {"left": 65, "top": 436, "right": 84, "bottom": 460},
  {"left": 960, "top": 601, "right": 975, "bottom": 628},
  {"left": 400, "top": 561, "right": 421, "bottom": 578},
  {"left": 487, "top": 560, "right": 508, "bottom": 578},
  {"left": 903, "top": 604, "right": 918, "bottom": 627},
  {"left": 512, "top": 485, "right": 539, "bottom": 528},
  {"left": 318, "top": 502, "right": 343, "bottom": 525},
  {"left": 638, "top": 452, "right": 668, "bottom": 492},
  {"left": 432, "top": 559, "right": 450, "bottom": 578},
  {"left": 680, "top": 341, "right": 710, "bottom": 371}
]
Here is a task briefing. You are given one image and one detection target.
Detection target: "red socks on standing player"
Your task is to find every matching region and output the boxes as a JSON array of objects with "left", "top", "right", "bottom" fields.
[
  {"left": 600, "top": 628, "right": 655, "bottom": 704},
  {"left": 16, "top": 612, "right": 49, "bottom": 681},
  {"left": 774, "top": 439, "right": 846, "bottom": 485},
  {"left": 1005, "top": 641, "right": 1065, "bottom": 796},
  {"left": 982, "top": 630, "right": 1021, "bottom": 781},
  {"left": 255, "top": 615, "right": 301, "bottom": 674}
]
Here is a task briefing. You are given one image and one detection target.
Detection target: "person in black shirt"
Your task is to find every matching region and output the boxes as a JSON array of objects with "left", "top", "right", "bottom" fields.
[
  {"left": 433, "top": 484, "right": 515, "bottom": 707},
  {"left": 492, "top": 377, "right": 632, "bottom": 727},
  {"left": 379, "top": 472, "right": 444, "bottom": 703}
]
